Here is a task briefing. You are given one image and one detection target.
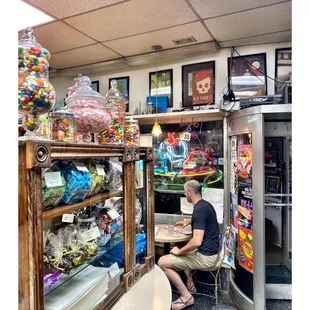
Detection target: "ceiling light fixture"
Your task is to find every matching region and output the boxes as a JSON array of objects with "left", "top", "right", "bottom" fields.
[
  {"left": 151, "top": 45, "right": 163, "bottom": 137},
  {"left": 18, "top": 1, "right": 54, "bottom": 31}
]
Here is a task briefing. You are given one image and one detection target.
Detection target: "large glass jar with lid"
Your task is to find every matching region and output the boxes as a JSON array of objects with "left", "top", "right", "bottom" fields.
[
  {"left": 65, "top": 75, "right": 111, "bottom": 143},
  {"left": 124, "top": 118, "right": 140, "bottom": 146},
  {"left": 18, "top": 27, "right": 56, "bottom": 138},
  {"left": 96, "top": 80, "right": 128, "bottom": 145}
]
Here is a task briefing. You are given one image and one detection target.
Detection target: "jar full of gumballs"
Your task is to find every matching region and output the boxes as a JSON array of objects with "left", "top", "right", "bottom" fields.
[{"left": 18, "top": 27, "right": 56, "bottom": 138}]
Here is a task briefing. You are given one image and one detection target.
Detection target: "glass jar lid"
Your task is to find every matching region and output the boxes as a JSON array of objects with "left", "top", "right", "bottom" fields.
[
  {"left": 18, "top": 27, "right": 50, "bottom": 59},
  {"left": 126, "top": 118, "right": 138, "bottom": 123},
  {"left": 106, "top": 79, "right": 128, "bottom": 106},
  {"left": 65, "top": 75, "right": 107, "bottom": 106},
  {"left": 50, "top": 110, "right": 74, "bottom": 118}
]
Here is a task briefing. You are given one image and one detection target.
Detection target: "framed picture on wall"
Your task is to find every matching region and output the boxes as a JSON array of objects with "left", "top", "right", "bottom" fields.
[
  {"left": 266, "top": 176, "right": 280, "bottom": 194},
  {"left": 149, "top": 69, "right": 173, "bottom": 107},
  {"left": 227, "top": 53, "right": 267, "bottom": 99},
  {"left": 182, "top": 61, "right": 215, "bottom": 108},
  {"left": 275, "top": 47, "right": 292, "bottom": 94},
  {"left": 90, "top": 80, "right": 100, "bottom": 93},
  {"left": 108, "top": 76, "right": 129, "bottom": 112}
]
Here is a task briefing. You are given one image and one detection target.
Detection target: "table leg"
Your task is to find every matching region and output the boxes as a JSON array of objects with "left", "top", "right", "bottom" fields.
[{"left": 164, "top": 243, "right": 170, "bottom": 255}]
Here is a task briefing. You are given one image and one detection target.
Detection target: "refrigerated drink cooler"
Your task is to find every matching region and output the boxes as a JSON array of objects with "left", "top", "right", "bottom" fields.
[{"left": 225, "top": 104, "right": 292, "bottom": 310}]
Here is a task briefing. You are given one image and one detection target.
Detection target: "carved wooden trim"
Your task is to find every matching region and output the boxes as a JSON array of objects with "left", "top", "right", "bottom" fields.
[
  {"left": 19, "top": 143, "right": 43, "bottom": 310},
  {"left": 122, "top": 147, "right": 132, "bottom": 162},
  {"left": 123, "top": 271, "right": 134, "bottom": 292},
  {"left": 145, "top": 147, "right": 154, "bottom": 161},
  {"left": 131, "top": 147, "right": 140, "bottom": 161},
  {"left": 24, "top": 140, "right": 51, "bottom": 169},
  {"left": 145, "top": 255, "right": 155, "bottom": 273},
  {"left": 123, "top": 162, "right": 136, "bottom": 272},
  {"left": 146, "top": 157, "right": 155, "bottom": 256},
  {"left": 133, "top": 264, "right": 141, "bottom": 284}
]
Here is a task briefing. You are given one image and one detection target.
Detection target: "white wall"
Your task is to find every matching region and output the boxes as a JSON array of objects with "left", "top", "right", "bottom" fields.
[{"left": 50, "top": 41, "right": 291, "bottom": 113}]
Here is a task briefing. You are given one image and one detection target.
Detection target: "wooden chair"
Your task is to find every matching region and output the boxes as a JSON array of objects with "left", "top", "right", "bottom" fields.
[{"left": 193, "top": 226, "right": 231, "bottom": 305}]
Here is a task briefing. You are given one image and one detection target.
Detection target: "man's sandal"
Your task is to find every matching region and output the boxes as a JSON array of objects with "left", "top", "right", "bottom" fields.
[
  {"left": 171, "top": 296, "right": 194, "bottom": 310},
  {"left": 187, "top": 283, "right": 197, "bottom": 294}
]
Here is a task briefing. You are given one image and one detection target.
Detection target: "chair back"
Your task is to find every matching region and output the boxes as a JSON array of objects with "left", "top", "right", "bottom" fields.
[{"left": 211, "top": 226, "right": 231, "bottom": 270}]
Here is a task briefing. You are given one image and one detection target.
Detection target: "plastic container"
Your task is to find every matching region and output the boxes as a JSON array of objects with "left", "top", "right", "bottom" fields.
[
  {"left": 49, "top": 110, "right": 76, "bottom": 143},
  {"left": 125, "top": 118, "right": 140, "bottom": 146},
  {"left": 96, "top": 80, "right": 127, "bottom": 145},
  {"left": 18, "top": 27, "right": 56, "bottom": 137},
  {"left": 65, "top": 75, "right": 111, "bottom": 143}
]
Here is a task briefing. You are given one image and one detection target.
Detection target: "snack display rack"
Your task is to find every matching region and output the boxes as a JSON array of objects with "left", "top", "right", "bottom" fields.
[{"left": 18, "top": 139, "right": 154, "bottom": 310}]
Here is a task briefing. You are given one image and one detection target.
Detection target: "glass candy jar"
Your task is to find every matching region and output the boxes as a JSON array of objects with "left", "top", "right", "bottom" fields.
[
  {"left": 125, "top": 118, "right": 140, "bottom": 146},
  {"left": 18, "top": 27, "right": 56, "bottom": 137},
  {"left": 96, "top": 80, "right": 127, "bottom": 145},
  {"left": 49, "top": 110, "right": 76, "bottom": 143},
  {"left": 65, "top": 75, "right": 111, "bottom": 143}
]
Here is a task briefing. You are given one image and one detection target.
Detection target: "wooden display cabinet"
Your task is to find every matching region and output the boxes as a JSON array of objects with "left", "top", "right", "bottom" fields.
[{"left": 18, "top": 140, "right": 155, "bottom": 310}]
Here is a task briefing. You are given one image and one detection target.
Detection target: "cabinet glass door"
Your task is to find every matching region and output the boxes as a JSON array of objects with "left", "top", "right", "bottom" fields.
[{"left": 43, "top": 157, "right": 125, "bottom": 309}]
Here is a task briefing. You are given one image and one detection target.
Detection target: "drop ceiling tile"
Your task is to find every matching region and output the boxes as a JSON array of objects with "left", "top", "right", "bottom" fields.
[
  {"left": 189, "top": 0, "right": 289, "bottom": 19},
  {"left": 204, "top": 2, "right": 291, "bottom": 42},
  {"left": 219, "top": 31, "right": 292, "bottom": 48},
  {"left": 49, "top": 44, "right": 121, "bottom": 69},
  {"left": 21, "top": 21, "right": 96, "bottom": 53},
  {"left": 104, "top": 22, "right": 212, "bottom": 56},
  {"left": 65, "top": 0, "right": 198, "bottom": 41},
  {"left": 25, "top": 0, "right": 126, "bottom": 19}
]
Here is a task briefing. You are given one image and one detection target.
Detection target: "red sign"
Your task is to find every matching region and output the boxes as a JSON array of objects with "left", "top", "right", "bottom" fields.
[{"left": 192, "top": 69, "right": 214, "bottom": 105}]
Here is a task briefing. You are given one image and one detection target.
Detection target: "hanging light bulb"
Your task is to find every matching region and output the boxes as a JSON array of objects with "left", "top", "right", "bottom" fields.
[
  {"left": 151, "top": 44, "right": 163, "bottom": 136},
  {"left": 151, "top": 121, "right": 162, "bottom": 136}
]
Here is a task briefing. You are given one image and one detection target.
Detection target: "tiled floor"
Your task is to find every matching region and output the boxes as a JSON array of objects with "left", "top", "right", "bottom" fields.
[{"left": 171, "top": 285, "right": 292, "bottom": 310}]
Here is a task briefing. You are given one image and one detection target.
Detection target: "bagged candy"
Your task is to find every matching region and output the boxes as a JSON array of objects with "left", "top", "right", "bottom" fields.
[
  {"left": 55, "top": 160, "right": 92, "bottom": 204},
  {"left": 42, "top": 163, "right": 66, "bottom": 210},
  {"left": 84, "top": 159, "right": 105, "bottom": 197}
]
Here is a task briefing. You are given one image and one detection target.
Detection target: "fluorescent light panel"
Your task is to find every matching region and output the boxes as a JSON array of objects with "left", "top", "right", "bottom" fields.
[{"left": 18, "top": 1, "right": 54, "bottom": 31}]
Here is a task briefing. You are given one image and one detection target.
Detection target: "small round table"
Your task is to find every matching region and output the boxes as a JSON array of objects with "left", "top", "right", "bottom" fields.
[{"left": 155, "top": 224, "right": 191, "bottom": 254}]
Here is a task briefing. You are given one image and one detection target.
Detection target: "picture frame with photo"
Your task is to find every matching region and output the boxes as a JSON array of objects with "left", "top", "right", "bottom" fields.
[
  {"left": 182, "top": 61, "right": 215, "bottom": 108},
  {"left": 227, "top": 53, "right": 267, "bottom": 100},
  {"left": 266, "top": 176, "right": 280, "bottom": 194},
  {"left": 275, "top": 47, "right": 292, "bottom": 94},
  {"left": 90, "top": 80, "right": 100, "bottom": 93},
  {"left": 108, "top": 76, "right": 129, "bottom": 112},
  {"left": 149, "top": 69, "right": 173, "bottom": 107}
]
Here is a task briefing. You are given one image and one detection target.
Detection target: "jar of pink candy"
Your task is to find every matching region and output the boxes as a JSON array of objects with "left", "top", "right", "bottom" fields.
[
  {"left": 96, "top": 80, "right": 128, "bottom": 145},
  {"left": 65, "top": 75, "right": 111, "bottom": 143}
]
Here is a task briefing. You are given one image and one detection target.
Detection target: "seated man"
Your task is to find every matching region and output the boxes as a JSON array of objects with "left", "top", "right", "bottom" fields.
[{"left": 158, "top": 180, "right": 220, "bottom": 310}]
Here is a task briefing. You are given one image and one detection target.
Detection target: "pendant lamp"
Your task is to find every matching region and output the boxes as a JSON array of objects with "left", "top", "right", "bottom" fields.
[{"left": 151, "top": 45, "right": 162, "bottom": 137}]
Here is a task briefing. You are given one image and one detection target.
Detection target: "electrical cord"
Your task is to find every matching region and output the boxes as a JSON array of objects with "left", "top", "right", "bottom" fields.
[{"left": 233, "top": 47, "right": 287, "bottom": 84}]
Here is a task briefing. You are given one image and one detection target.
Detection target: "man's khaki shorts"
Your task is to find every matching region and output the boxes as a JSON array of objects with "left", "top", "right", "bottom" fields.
[{"left": 171, "top": 250, "right": 218, "bottom": 271}]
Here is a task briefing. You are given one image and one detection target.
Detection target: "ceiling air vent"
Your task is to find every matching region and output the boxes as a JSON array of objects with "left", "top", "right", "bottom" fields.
[{"left": 172, "top": 36, "right": 197, "bottom": 45}]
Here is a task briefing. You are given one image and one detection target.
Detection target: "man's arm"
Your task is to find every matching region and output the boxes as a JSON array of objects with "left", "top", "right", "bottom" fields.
[{"left": 170, "top": 229, "right": 204, "bottom": 255}]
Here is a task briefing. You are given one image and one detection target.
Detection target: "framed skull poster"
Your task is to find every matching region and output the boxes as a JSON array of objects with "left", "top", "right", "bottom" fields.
[{"left": 182, "top": 61, "right": 215, "bottom": 108}]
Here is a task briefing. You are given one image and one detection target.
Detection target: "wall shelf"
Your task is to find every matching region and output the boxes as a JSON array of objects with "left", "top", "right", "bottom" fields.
[{"left": 126, "top": 109, "right": 226, "bottom": 125}]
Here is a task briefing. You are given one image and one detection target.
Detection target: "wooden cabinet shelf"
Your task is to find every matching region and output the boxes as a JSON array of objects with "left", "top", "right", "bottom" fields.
[
  {"left": 43, "top": 190, "right": 122, "bottom": 220},
  {"left": 19, "top": 140, "right": 155, "bottom": 310}
]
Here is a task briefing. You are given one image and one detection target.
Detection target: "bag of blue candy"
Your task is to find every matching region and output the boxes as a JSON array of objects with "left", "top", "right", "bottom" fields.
[{"left": 55, "top": 160, "right": 92, "bottom": 205}]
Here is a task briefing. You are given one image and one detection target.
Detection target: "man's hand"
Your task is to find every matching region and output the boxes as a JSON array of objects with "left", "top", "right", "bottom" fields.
[
  {"left": 170, "top": 246, "right": 181, "bottom": 255},
  {"left": 174, "top": 219, "right": 191, "bottom": 229}
]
